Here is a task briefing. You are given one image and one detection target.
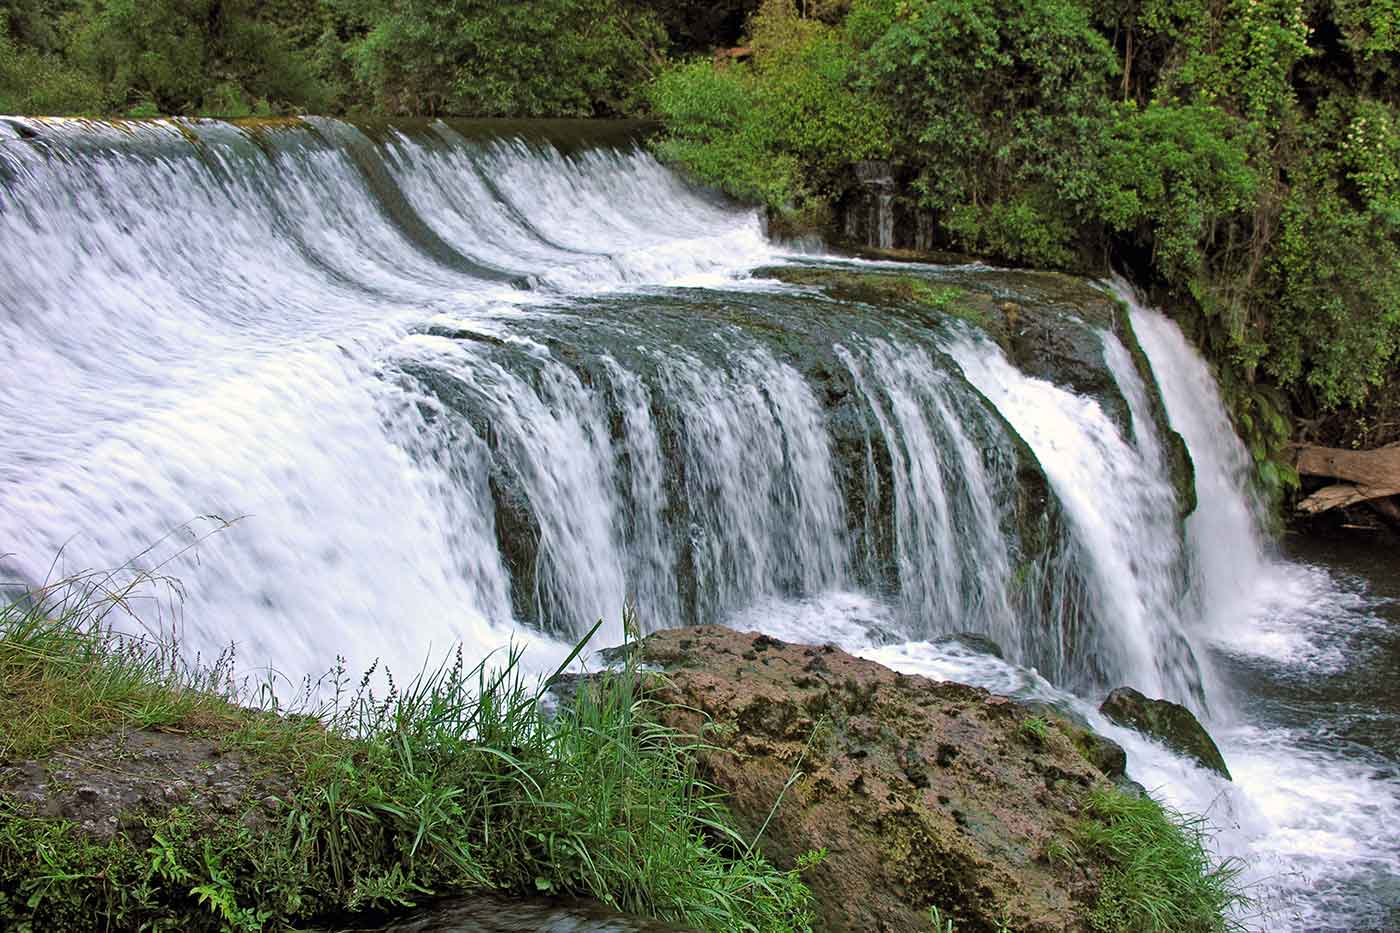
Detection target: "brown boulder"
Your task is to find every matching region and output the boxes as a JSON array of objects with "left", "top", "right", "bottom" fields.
[{"left": 639, "top": 626, "right": 1114, "bottom": 933}]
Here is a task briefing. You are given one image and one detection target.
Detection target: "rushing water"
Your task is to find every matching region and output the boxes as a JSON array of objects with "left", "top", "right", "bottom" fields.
[{"left": 2, "top": 116, "right": 1398, "bottom": 929}]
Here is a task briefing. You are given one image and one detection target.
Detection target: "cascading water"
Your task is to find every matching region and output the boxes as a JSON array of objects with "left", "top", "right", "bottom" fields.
[
  {"left": 1119, "top": 289, "right": 1400, "bottom": 931},
  {"left": 1125, "top": 298, "right": 1272, "bottom": 636},
  {"left": 3, "top": 116, "right": 1397, "bottom": 929},
  {"left": 947, "top": 331, "right": 1204, "bottom": 703}
]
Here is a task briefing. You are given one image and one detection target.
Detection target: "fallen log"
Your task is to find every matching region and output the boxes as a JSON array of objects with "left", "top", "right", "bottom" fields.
[{"left": 1292, "top": 442, "right": 1400, "bottom": 515}]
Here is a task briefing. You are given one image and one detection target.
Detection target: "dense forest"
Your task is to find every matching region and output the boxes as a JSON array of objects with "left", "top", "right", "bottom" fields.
[{"left": 2, "top": 0, "right": 1397, "bottom": 500}]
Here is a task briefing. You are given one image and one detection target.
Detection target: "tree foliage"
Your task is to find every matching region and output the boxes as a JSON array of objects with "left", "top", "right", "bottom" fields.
[
  {"left": 650, "top": 0, "right": 1400, "bottom": 450},
  {"left": 0, "top": 0, "right": 666, "bottom": 118},
  {"left": 2, "top": 0, "right": 333, "bottom": 116},
  {"left": 650, "top": 1, "right": 893, "bottom": 224},
  {"left": 329, "top": 0, "right": 666, "bottom": 117}
]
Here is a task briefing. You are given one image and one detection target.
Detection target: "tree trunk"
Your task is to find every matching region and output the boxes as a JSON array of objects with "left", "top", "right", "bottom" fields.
[{"left": 1292, "top": 442, "right": 1400, "bottom": 515}]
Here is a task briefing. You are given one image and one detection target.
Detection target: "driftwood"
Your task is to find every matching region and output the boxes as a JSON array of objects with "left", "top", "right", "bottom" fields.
[{"left": 1292, "top": 442, "right": 1400, "bottom": 515}]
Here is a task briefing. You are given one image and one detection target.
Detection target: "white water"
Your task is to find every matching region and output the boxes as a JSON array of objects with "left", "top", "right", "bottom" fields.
[
  {"left": 0, "top": 117, "right": 778, "bottom": 685},
  {"left": 1122, "top": 294, "right": 1400, "bottom": 932},
  {"left": 836, "top": 339, "right": 1016, "bottom": 642},
  {"left": 948, "top": 332, "right": 1200, "bottom": 702},
  {"left": 3, "top": 116, "right": 1397, "bottom": 929}
]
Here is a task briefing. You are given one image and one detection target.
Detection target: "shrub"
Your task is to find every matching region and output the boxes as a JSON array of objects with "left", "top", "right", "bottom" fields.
[
  {"left": 330, "top": 0, "right": 667, "bottom": 116},
  {"left": 649, "top": 0, "right": 892, "bottom": 224},
  {"left": 0, "top": 20, "right": 106, "bottom": 115}
]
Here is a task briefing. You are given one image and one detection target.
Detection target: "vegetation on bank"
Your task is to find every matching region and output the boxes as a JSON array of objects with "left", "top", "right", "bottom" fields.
[
  {"left": 0, "top": 569, "right": 815, "bottom": 931},
  {"left": 648, "top": 0, "right": 1400, "bottom": 491},
  {"left": 1072, "top": 787, "right": 1247, "bottom": 933},
  {"left": 0, "top": 0, "right": 670, "bottom": 119}
]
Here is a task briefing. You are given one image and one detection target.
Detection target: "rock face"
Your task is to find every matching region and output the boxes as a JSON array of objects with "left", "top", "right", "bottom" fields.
[
  {"left": 1021, "top": 703, "right": 1128, "bottom": 781},
  {"left": 1099, "top": 687, "right": 1231, "bottom": 780},
  {"left": 639, "top": 626, "right": 1115, "bottom": 933}
]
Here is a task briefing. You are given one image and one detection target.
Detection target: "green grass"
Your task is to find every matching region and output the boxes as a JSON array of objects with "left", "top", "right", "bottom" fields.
[
  {"left": 0, "top": 566, "right": 817, "bottom": 932},
  {"left": 1017, "top": 715, "right": 1052, "bottom": 745},
  {"left": 0, "top": 565, "right": 247, "bottom": 761},
  {"left": 1074, "top": 786, "right": 1249, "bottom": 933}
]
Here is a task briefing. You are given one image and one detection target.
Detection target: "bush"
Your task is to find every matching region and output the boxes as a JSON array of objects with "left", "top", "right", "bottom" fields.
[
  {"left": 1264, "top": 102, "right": 1400, "bottom": 410},
  {"left": 64, "top": 0, "right": 335, "bottom": 116},
  {"left": 330, "top": 0, "right": 667, "bottom": 116},
  {"left": 650, "top": 0, "right": 892, "bottom": 224},
  {"left": 0, "top": 20, "right": 106, "bottom": 115},
  {"left": 1093, "top": 102, "right": 1259, "bottom": 285}
]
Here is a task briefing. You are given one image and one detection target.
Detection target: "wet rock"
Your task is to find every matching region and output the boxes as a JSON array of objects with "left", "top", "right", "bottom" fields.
[
  {"left": 1056, "top": 723, "right": 1126, "bottom": 779},
  {"left": 1099, "top": 687, "right": 1231, "bottom": 780},
  {"left": 1018, "top": 702, "right": 1127, "bottom": 780},
  {"left": 1117, "top": 311, "right": 1197, "bottom": 517},
  {"left": 933, "top": 632, "right": 1006, "bottom": 659},
  {"left": 639, "top": 625, "right": 1111, "bottom": 933},
  {"left": 489, "top": 465, "right": 543, "bottom": 627},
  {"left": 326, "top": 892, "right": 685, "bottom": 932}
]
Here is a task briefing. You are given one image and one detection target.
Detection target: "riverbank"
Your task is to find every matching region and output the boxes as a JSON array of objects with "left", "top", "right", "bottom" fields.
[
  {"left": 0, "top": 575, "right": 813, "bottom": 931},
  {"left": 0, "top": 572, "right": 1246, "bottom": 931}
]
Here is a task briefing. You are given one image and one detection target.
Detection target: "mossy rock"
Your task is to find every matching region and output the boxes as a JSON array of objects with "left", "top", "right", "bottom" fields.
[{"left": 1099, "top": 687, "right": 1231, "bottom": 780}]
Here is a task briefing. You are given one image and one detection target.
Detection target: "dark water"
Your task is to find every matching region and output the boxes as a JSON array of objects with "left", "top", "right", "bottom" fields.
[{"left": 1269, "top": 533, "right": 1400, "bottom": 759}]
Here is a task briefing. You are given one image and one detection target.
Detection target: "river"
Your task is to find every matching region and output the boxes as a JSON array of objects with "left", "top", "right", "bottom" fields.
[{"left": 1, "top": 116, "right": 1396, "bottom": 930}]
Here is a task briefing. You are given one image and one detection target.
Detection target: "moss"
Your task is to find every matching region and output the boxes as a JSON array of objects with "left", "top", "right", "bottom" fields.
[{"left": 757, "top": 267, "right": 1002, "bottom": 336}]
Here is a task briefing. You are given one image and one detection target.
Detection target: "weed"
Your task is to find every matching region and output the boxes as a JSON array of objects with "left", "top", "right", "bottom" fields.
[
  {"left": 928, "top": 903, "right": 957, "bottom": 932},
  {"left": 1018, "top": 716, "right": 1052, "bottom": 744},
  {"left": 1076, "top": 786, "right": 1249, "bottom": 933}
]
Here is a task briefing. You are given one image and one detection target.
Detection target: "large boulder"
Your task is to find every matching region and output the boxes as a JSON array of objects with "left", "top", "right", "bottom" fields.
[
  {"left": 638, "top": 625, "right": 1116, "bottom": 933},
  {"left": 1099, "top": 687, "right": 1231, "bottom": 780},
  {"left": 1020, "top": 702, "right": 1128, "bottom": 781}
]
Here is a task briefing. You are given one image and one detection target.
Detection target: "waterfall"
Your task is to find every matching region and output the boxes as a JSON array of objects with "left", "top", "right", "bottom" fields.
[
  {"left": 1120, "top": 290, "right": 1273, "bottom": 635},
  {"left": 0, "top": 116, "right": 776, "bottom": 684},
  {"left": 0, "top": 116, "right": 1200, "bottom": 697},
  {"left": 947, "top": 331, "right": 1202, "bottom": 703},
  {"left": 835, "top": 338, "right": 1017, "bottom": 646},
  {"left": 4, "top": 115, "right": 1397, "bottom": 929}
]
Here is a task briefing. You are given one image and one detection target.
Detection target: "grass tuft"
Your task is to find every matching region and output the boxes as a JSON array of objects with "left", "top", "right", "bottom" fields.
[
  {"left": 1075, "top": 785, "right": 1250, "bottom": 933},
  {"left": 0, "top": 543, "right": 245, "bottom": 760},
  {"left": 0, "top": 568, "right": 816, "bottom": 932}
]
